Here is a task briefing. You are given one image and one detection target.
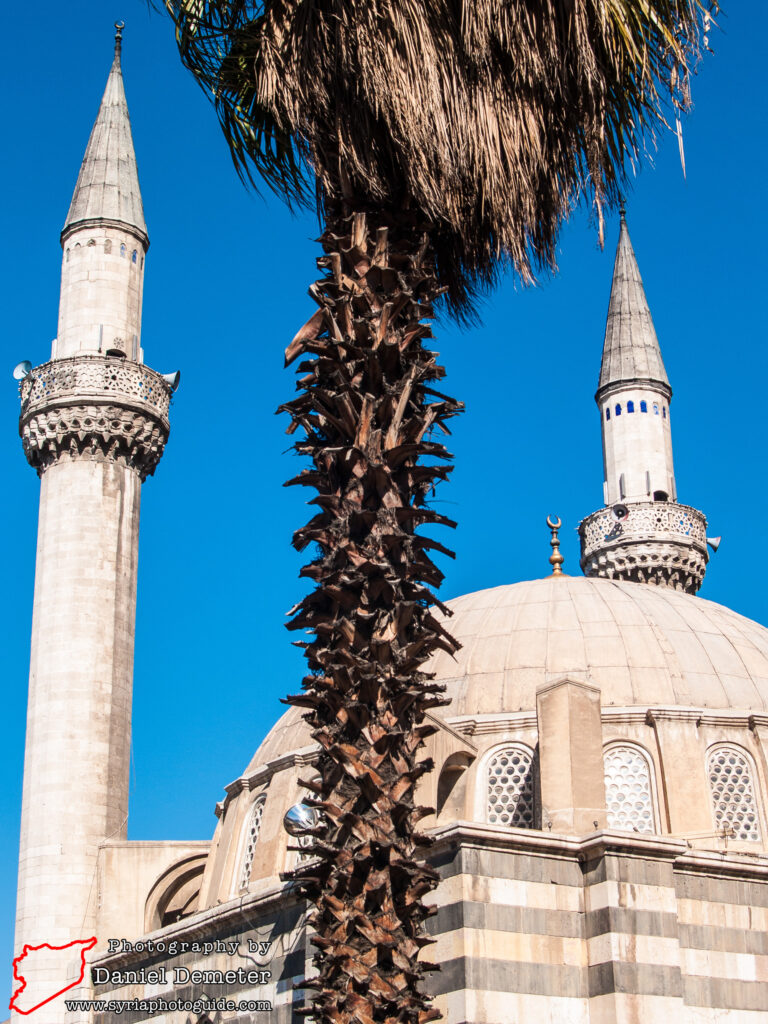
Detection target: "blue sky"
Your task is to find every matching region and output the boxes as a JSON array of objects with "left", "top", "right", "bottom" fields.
[{"left": 1, "top": 1, "right": 765, "bottom": 992}]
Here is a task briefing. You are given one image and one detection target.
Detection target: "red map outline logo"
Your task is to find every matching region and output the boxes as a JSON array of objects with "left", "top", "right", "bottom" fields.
[{"left": 10, "top": 937, "right": 97, "bottom": 1015}]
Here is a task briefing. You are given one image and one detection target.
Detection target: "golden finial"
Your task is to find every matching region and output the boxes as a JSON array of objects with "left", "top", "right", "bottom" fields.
[{"left": 547, "top": 515, "right": 565, "bottom": 576}]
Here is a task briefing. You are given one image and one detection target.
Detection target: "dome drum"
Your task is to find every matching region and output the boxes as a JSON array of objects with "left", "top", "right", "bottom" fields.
[
  {"left": 203, "top": 575, "right": 768, "bottom": 904},
  {"left": 204, "top": 704, "right": 768, "bottom": 910}
]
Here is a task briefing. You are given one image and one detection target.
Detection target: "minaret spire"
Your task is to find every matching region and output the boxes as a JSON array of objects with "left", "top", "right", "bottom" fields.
[
  {"left": 63, "top": 21, "right": 147, "bottom": 248},
  {"left": 578, "top": 211, "right": 710, "bottom": 594},
  {"left": 598, "top": 213, "right": 670, "bottom": 402}
]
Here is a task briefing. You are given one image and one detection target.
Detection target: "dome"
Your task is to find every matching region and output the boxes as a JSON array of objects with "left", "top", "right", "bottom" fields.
[{"left": 248, "top": 575, "right": 768, "bottom": 771}]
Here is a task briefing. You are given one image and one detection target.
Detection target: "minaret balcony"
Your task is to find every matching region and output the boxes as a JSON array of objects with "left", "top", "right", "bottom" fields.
[
  {"left": 19, "top": 354, "right": 172, "bottom": 480},
  {"left": 578, "top": 501, "right": 709, "bottom": 593}
]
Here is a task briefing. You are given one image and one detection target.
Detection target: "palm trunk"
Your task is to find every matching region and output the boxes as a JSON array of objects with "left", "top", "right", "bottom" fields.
[{"left": 280, "top": 205, "right": 462, "bottom": 1024}]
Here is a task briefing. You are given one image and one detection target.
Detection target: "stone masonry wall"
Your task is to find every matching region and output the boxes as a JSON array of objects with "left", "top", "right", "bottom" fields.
[{"left": 88, "top": 830, "right": 768, "bottom": 1024}]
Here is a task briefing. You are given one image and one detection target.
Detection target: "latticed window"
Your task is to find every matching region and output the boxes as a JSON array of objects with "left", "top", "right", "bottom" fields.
[
  {"left": 707, "top": 746, "right": 761, "bottom": 842},
  {"left": 603, "top": 745, "right": 655, "bottom": 833},
  {"left": 238, "top": 795, "right": 266, "bottom": 890},
  {"left": 487, "top": 745, "right": 537, "bottom": 828}
]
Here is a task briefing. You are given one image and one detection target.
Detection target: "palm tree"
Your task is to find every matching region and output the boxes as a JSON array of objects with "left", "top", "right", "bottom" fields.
[{"left": 161, "top": 3, "right": 712, "bottom": 1021}]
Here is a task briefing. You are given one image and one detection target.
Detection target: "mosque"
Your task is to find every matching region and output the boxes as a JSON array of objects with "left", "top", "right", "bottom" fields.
[{"left": 10, "top": 28, "right": 768, "bottom": 1024}]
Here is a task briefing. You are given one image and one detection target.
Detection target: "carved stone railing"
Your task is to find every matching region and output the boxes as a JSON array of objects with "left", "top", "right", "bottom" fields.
[
  {"left": 19, "top": 356, "right": 172, "bottom": 480},
  {"left": 20, "top": 355, "right": 171, "bottom": 418},
  {"left": 579, "top": 501, "right": 709, "bottom": 594}
]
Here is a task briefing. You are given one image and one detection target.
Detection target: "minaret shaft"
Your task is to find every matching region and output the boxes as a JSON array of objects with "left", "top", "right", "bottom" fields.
[
  {"left": 599, "top": 384, "right": 676, "bottom": 504},
  {"left": 57, "top": 224, "right": 146, "bottom": 360},
  {"left": 16, "top": 459, "right": 139, "bottom": 930}
]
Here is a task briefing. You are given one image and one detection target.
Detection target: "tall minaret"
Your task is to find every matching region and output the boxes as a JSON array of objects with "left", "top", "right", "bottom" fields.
[
  {"left": 578, "top": 210, "right": 710, "bottom": 593},
  {"left": 12, "top": 27, "right": 172, "bottom": 1021}
]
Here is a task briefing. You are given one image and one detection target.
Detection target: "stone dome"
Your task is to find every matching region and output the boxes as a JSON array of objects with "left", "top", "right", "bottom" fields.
[{"left": 248, "top": 575, "right": 768, "bottom": 771}]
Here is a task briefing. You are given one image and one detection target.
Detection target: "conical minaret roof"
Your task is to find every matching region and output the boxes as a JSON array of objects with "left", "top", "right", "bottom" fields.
[
  {"left": 62, "top": 28, "right": 147, "bottom": 246},
  {"left": 597, "top": 212, "right": 669, "bottom": 399}
]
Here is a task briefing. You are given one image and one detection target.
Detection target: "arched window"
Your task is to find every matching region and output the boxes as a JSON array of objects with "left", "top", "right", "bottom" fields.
[
  {"left": 487, "top": 744, "right": 537, "bottom": 828},
  {"left": 615, "top": 404, "right": 622, "bottom": 416},
  {"left": 605, "top": 407, "right": 610, "bottom": 421},
  {"left": 662, "top": 406, "right": 667, "bottom": 419},
  {"left": 132, "top": 249, "right": 138, "bottom": 263},
  {"left": 653, "top": 403, "right": 659, "bottom": 415},
  {"left": 238, "top": 794, "right": 266, "bottom": 890},
  {"left": 627, "top": 400, "right": 635, "bottom": 413},
  {"left": 120, "top": 243, "right": 126, "bottom": 257},
  {"left": 603, "top": 744, "right": 655, "bottom": 833},
  {"left": 104, "top": 239, "right": 112, "bottom": 254},
  {"left": 707, "top": 745, "right": 761, "bottom": 841},
  {"left": 640, "top": 400, "right": 648, "bottom": 413}
]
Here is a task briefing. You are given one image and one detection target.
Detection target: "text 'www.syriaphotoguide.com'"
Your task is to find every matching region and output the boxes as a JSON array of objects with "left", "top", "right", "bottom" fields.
[{"left": 64, "top": 996, "right": 273, "bottom": 1014}]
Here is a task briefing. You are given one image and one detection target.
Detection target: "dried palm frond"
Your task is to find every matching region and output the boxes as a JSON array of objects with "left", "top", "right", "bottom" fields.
[{"left": 163, "top": 0, "right": 715, "bottom": 314}]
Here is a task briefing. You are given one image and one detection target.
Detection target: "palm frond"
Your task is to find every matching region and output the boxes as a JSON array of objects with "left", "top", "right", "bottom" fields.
[{"left": 162, "top": 0, "right": 714, "bottom": 313}]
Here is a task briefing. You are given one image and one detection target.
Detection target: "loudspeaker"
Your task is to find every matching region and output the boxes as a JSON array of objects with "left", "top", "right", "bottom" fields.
[{"left": 12, "top": 360, "right": 32, "bottom": 381}]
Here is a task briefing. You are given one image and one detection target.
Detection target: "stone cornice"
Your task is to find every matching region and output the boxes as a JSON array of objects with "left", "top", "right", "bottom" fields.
[
  {"left": 61, "top": 216, "right": 150, "bottom": 251},
  {"left": 91, "top": 822, "right": 768, "bottom": 975},
  {"left": 645, "top": 707, "right": 766, "bottom": 729},
  {"left": 595, "top": 377, "right": 672, "bottom": 404},
  {"left": 91, "top": 880, "right": 298, "bottom": 970},
  {"left": 446, "top": 710, "right": 539, "bottom": 735},
  {"left": 219, "top": 746, "right": 320, "bottom": 817},
  {"left": 19, "top": 356, "right": 171, "bottom": 480},
  {"left": 675, "top": 846, "right": 768, "bottom": 880},
  {"left": 425, "top": 710, "right": 479, "bottom": 751}
]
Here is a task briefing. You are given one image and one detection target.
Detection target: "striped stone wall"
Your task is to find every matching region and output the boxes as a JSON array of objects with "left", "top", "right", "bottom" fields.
[{"left": 90, "top": 828, "right": 768, "bottom": 1023}]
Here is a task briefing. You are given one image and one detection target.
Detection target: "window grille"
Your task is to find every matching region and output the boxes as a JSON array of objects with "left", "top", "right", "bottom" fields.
[
  {"left": 487, "top": 745, "right": 537, "bottom": 828},
  {"left": 707, "top": 746, "right": 761, "bottom": 841},
  {"left": 238, "top": 795, "right": 266, "bottom": 890},
  {"left": 603, "top": 745, "right": 654, "bottom": 833}
]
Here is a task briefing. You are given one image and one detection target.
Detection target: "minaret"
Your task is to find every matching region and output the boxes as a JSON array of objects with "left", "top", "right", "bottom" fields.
[
  {"left": 12, "top": 27, "right": 172, "bottom": 1020},
  {"left": 578, "top": 210, "right": 710, "bottom": 593}
]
